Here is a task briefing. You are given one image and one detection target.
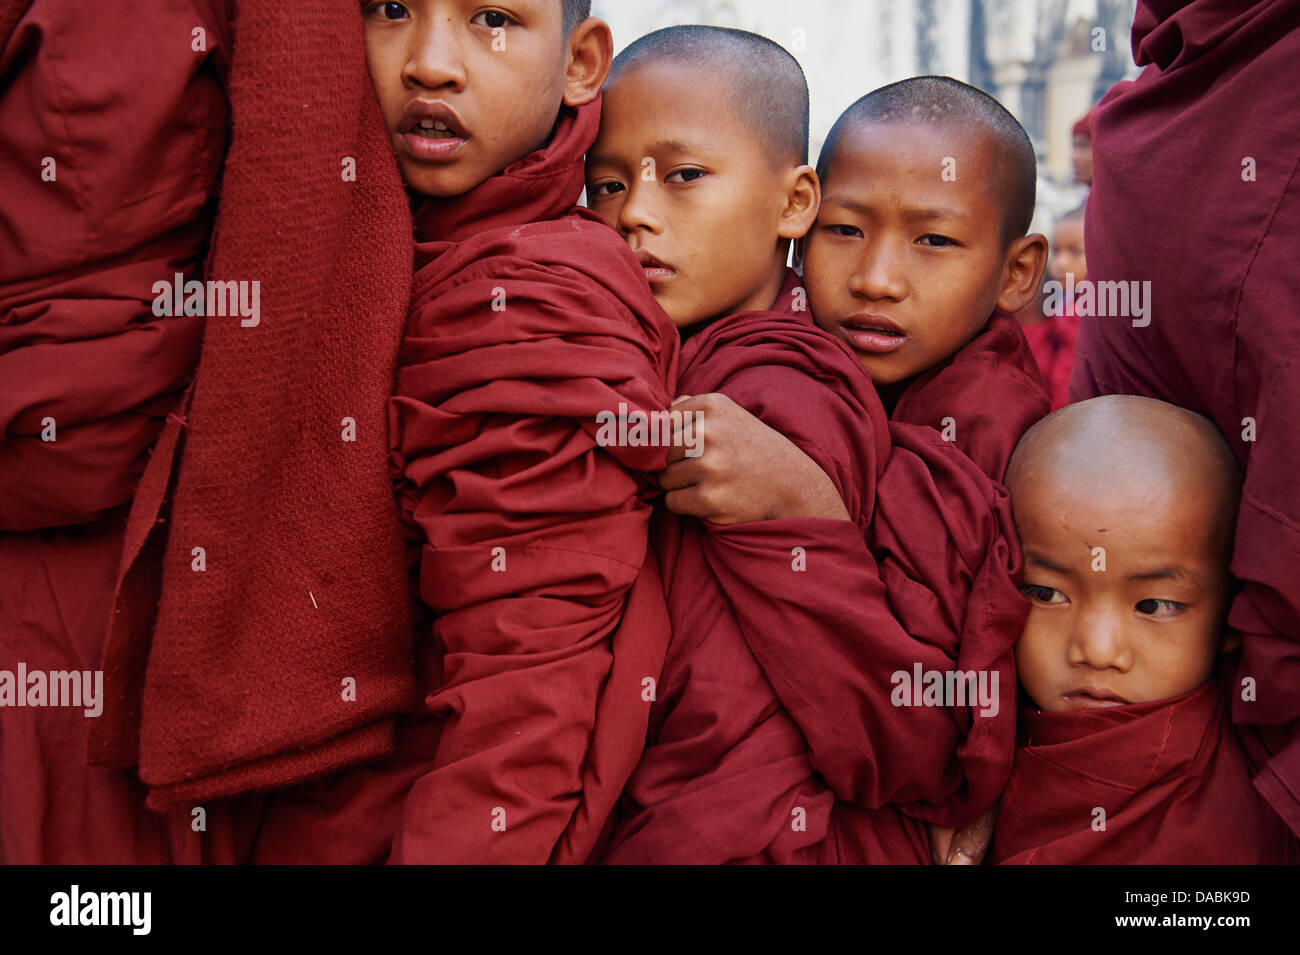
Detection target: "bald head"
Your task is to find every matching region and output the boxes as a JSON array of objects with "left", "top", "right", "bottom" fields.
[
  {"left": 1008, "top": 396, "right": 1242, "bottom": 556},
  {"left": 820, "top": 76, "right": 1036, "bottom": 245},
  {"left": 608, "top": 25, "right": 809, "bottom": 166},
  {"left": 562, "top": 0, "right": 590, "bottom": 35}
]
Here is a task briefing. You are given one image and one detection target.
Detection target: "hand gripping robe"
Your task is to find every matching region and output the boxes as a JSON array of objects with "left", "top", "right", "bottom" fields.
[
  {"left": 604, "top": 276, "right": 1030, "bottom": 864},
  {"left": 0, "top": 0, "right": 241, "bottom": 863},
  {"left": 1069, "top": 0, "right": 1300, "bottom": 836},
  {"left": 387, "top": 98, "right": 679, "bottom": 864},
  {"left": 994, "top": 679, "right": 1296, "bottom": 864}
]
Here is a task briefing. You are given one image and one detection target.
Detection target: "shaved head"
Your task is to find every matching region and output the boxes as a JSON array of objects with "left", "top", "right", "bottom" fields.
[
  {"left": 820, "top": 76, "right": 1037, "bottom": 245},
  {"left": 608, "top": 25, "right": 809, "bottom": 166},
  {"left": 562, "top": 0, "right": 590, "bottom": 35},
  {"left": 1007, "top": 395, "right": 1242, "bottom": 559}
]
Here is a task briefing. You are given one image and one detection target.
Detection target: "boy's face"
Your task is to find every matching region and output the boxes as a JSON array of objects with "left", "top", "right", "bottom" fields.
[
  {"left": 804, "top": 121, "right": 1013, "bottom": 386},
  {"left": 362, "top": 0, "right": 570, "bottom": 197},
  {"left": 585, "top": 61, "right": 803, "bottom": 329},
  {"left": 1012, "top": 470, "right": 1230, "bottom": 712},
  {"left": 1048, "top": 217, "right": 1086, "bottom": 284}
]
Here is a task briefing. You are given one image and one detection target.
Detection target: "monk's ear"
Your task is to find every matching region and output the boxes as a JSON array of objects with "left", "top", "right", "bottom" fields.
[
  {"left": 996, "top": 232, "right": 1049, "bottom": 314},
  {"left": 777, "top": 165, "right": 821, "bottom": 241},
  {"left": 562, "top": 17, "right": 613, "bottom": 107}
]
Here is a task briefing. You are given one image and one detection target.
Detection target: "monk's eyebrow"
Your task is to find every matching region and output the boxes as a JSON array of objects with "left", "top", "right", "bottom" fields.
[
  {"left": 904, "top": 206, "right": 971, "bottom": 223},
  {"left": 820, "top": 198, "right": 970, "bottom": 223},
  {"left": 588, "top": 137, "right": 719, "bottom": 170},
  {"left": 817, "top": 196, "right": 865, "bottom": 216},
  {"left": 644, "top": 137, "right": 725, "bottom": 157},
  {"left": 1025, "top": 552, "right": 1072, "bottom": 574},
  {"left": 1127, "top": 566, "right": 1204, "bottom": 586}
]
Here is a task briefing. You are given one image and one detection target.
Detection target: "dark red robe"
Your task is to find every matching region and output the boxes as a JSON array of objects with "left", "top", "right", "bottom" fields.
[
  {"left": 604, "top": 277, "right": 1028, "bottom": 864},
  {"left": 0, "top": 0, "right": 247, "bottom": 864},
  {"left": 385, "top": 98, "right": 679, "bottom": 864},
  {"left": 995, "top": 680, "right": 1296, "bottom": 864},
  {"left": 1070, "top": 0, "right": 1300, "bottom": 836}
]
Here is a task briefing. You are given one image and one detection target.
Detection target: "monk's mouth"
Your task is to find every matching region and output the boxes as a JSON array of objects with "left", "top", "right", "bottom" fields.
[
  {"left": 1063, "top": 688, "right": 1129, "bottom": 709},
  {"left": 409, "top": 120, "right": 464, "bottom": 140},
  {"left": 634, "top": 250, "right": 675, "bottom": 282},
  {"left": 839, "top": 317, "right": 907, "bottom": 354},
  {"left": 401, "top": 124, "right": 469, "bottom": 163}
]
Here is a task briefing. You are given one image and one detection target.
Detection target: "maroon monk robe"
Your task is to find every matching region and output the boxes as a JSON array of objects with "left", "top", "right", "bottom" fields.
[
  {"left": 890, "top": 311, "right": 1048, "bottom": 482},
  {"left": 0, "top": 0, "right": 260, "bottom": 863},
  {"left": 695, "top": 279, "right": 1026, "bottom": 826},
  {"left": 1069, "top": 0, "right": 1300, "bottom": 836},
  {"left": 605, "top": 275, "right": 1023, "bottom": 863},
  {"left": 387, "top": 98, "right": 679, "bottom": 865},
  {"left": 994, "top": 679, "right": 1296, "bottom": 864}
]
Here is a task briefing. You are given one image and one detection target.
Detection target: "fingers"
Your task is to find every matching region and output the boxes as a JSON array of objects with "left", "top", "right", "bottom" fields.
[
  {"left": 928, "top": 824, "right": 955, "bottom": 866},
  {"left": 658, "top": 458, "right": 701, "bottom": 492},
  {"left": 664, "top": 486, "right": 710, "bottom": 519},
  {"left": 944, "top": 805, "right": 999, "bottom": 865}
]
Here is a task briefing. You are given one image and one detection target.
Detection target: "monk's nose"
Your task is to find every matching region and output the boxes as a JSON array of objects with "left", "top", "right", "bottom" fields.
[
  {"left": 617, "top": 182, "right": 663, "bottom": 235},
  {"left": 404, "top": 18, "right": 468, "bottom": 91},
  {"left": 1068, "top": 609, "right": 1132, "bottom": 671},
  {"left": 848, "top": 239, "right": 905, "bottom": 301}
]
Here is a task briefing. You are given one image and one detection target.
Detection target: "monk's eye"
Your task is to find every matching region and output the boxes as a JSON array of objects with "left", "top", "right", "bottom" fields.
[
  {"left": 1021, "top": 584, "right": 1066, "bottom": 605},
  {"left": 366, "top": 1, "right": 409, "bottom": 21},
  {"left": 472, "top": 9, "right": 517, "bottom": 29},
  {"left": 665, "top": 168, "right": 707, "bottom": 184},
  {"left": 587, "top": 181, "right": 624, "bottom": 199},
  {"left": 1136, "top": 598, "right": 1185, "bottom": 618},
  {"left": 824, "top": 224, "right": 863, "bottom": 238},
  {"left": 917, "top": 234, "right": 957, "bottom": 248}
]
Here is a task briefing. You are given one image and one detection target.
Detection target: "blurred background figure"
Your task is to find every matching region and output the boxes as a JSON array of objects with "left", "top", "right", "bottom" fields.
[
  {"left": 1019, "top": 204, "right": 1086, "bottom": 410},
  {"left": 1071, "top": 107, "right": 1095, "bottom": 185}
]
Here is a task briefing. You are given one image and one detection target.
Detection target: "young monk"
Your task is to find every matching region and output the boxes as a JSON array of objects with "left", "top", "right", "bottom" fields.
[
  {"left": 357, "top": 0, "right": 678, "bottom": 864},
  {"left": 1071, "top": 0, "right": 1300, "bottom": 840},
  {"left": 801, "top": 76, "right": 1050, "bottom": 481},
  {"left": 1021, "top": 205, "right": 1084, "bottom": 411},
  {"left": 994, "top": 395, "right": 1295, "bottom": 863},
  {"left": 586, "top": 30, "right": 1027, "bottom": 864},
  {"left": 645, "top": 75, "right": 1055, "bottom": 864}
]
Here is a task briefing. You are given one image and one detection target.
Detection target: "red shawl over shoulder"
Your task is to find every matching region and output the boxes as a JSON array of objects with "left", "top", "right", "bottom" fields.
[
  {"left": 387, "top": 99, "right": 678, "bottom": 864},
  {"left": 605, "top": 276, "right": 1025, "bottom": 864},
  {"left": 1070, "top": 0, "right": 1300, "bottom": 836},
  {"left": 83, "top": 0, "right": 416, "bottom": 812},
  {"left": 995, "top": 680, "right": 1295, "bottom": 864}
]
